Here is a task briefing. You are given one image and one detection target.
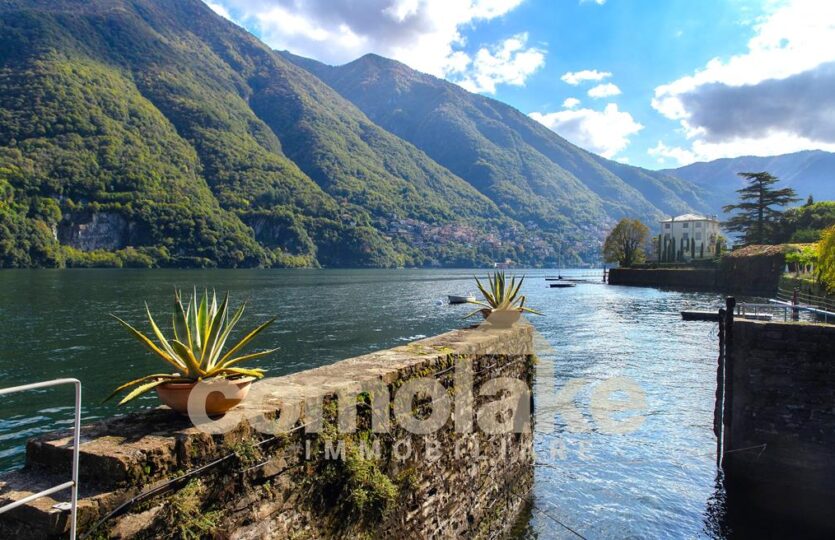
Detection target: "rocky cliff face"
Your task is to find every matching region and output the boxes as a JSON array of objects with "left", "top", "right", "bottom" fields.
[{"left": 57, "top": 213, "right": 132, "bottom": 251}]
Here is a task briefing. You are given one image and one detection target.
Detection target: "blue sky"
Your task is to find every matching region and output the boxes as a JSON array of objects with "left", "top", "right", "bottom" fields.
[{"left": 205, "top": 0, "right": 835, "bottom": 169}]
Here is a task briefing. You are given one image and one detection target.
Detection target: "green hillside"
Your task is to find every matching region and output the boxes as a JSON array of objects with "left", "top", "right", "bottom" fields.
[
  {"left": 0, "top": 0, "right": 524, "bottom": 268},
  {"left": 282, "top": 52, "right": 713, "bottom": 252},
  {"left": 0, "top": 0, "right": 711, "bottom": 268}
]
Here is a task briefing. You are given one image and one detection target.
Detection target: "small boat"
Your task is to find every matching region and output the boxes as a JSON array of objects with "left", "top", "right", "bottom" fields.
[
  {"left": 549, "top": 282, "right": 576, "bottom": 288},
  {"left": 448, "top": 294, "right": 476, "bottom": 304}
]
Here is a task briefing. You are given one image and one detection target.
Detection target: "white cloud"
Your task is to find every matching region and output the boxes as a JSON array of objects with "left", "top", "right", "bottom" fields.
[
  {"left": 206, "top": 1, "right": 233, "bottom": 20},
  {"left": 652, "top": 0, "right": 835, "bottom": 164},
  {"left": 587, "top": 82, "right": 621, "bottom": 98},
  {"left": 560, "top": 69, "right": 611, "bottom": 85},
  {"left": 580, "top": 0, "right": 607, "bottom": 4},
  {"left": 454, "top": 33, "right": 546, "bottom": 94},
  {"left": 206, "top": 0, "right": 541, "bottom": 93},
  {"left": 562, "top": 97, "right": 581, "bottom": 109},
  {"left": 648, "top": 142, "right": 696, "bottom": 166},
  {"left": 529, "top": 103, "right": 643, "bottom": 158}
]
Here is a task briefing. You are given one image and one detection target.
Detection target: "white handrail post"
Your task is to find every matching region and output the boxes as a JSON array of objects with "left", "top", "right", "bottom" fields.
[
  {"left": 70, "top": 379, "right": 81, "bottom": 540},
  {"left": 0, "top": 378, "right": 81, "bottom": 540}
]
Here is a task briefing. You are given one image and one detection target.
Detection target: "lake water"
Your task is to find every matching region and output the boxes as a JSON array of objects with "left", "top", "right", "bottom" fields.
[{"left": 1, "top": 269, "right": 739, "bottom": 537}]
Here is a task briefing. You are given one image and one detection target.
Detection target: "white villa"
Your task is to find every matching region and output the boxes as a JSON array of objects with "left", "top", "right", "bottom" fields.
[{"left": 660, "top": 213, "right": 721, "bottom": 259}]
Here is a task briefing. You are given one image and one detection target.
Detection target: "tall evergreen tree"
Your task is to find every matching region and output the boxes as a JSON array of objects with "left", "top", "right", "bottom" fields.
[{"left": 723, "top": 172, "right": 800, "bottom": 245}]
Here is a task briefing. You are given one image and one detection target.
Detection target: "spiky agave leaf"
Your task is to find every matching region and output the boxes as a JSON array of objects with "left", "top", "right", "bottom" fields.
[
  {"left": 216, "top": 317, "right": 277, "bottom": 367},
  {"left": 205, "top": 302, "right": 246, "bottom": 371},
  {"left": 474, "top": 276, "right": 496, "bottom": 307},
  {"left": 111, "top": 315, "right": 188, "bottom": 373},
  {"left": 194, "top": 288, "right": 208, "bottom": 352},
  {"left": 212, "top": 367, "right": 266, "bottom": 379},
  {"left": 200, "top": 293, "right": 229, "bottom": 367},
  {"left": 212, "top": 348, "right": 279, "bottom": 373},
  {"left": 118, "top": 379, "right": 171, "bottom": 405},
  {"left": 173, "top": 290, "right": 192, "bottom": 350},
  {"left": 103, "top": 374, "right": 181, "bottom": 403}
]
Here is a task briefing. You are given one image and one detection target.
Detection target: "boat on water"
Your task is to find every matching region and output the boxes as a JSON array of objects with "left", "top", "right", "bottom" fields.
[
  {"left": 549, "top": 282, "right": 576, "bottom": 288},
  {"left": 448, "top": 294, "right": 476, "bottom": 304}
]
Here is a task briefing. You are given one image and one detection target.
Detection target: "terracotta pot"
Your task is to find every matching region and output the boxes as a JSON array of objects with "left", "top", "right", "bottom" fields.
[
  {"left": 483, "top": 309, "right": 522, "bottom": 328},
  {"left": 156, "top": 377, "right": 254, "bottom": 416}
]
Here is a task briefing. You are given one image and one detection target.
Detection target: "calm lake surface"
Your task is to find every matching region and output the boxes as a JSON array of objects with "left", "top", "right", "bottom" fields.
[{"left": 1, "top": 269, "right": 739, "bottom": 538}]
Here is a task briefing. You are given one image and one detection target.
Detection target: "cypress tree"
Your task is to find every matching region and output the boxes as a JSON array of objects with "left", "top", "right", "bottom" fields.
[
  {"left": 700, "top": 242, "right": 704, "bottom": 258},
  {"left": 690, "top": 238, "right": 696, "bottom": 259}
]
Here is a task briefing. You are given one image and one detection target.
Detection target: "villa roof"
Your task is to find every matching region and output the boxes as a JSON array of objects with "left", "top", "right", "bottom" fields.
[{"left": 660, "top": 213, "right": 717, "bottom": 223}]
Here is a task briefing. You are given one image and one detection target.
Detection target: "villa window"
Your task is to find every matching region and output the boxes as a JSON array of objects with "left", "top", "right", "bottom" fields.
[
  {"left": 695, "top": 222, "right": 702, "bottom": 228},
  {"left": 664, "top": 223, "right": 671, "bottom": 229},
  {"left": 696, "top": 233, "right": 702, "bottom": 240},
  {"left": 682, "top": 223, "right": 689, "bottom": 228}
]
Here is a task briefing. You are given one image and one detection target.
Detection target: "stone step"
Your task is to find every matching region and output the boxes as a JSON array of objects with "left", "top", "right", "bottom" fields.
[
  {"left": 24, "top": 407, "right": 267, "bottom": 492},
  {"left": 0, "top": 468, "right": 130, "bottom": 539},
  {"left": 25, "top": 409, "right": 186, "bottom": 490}
]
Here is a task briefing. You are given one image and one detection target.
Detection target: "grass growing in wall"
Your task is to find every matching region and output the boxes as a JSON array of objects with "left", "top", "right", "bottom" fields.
[
  {"left": 155, "top": 479, "right": 221, "bottom": 540},
  {"left": 304, "top": 395, "right": 409, "bottom": 528}
]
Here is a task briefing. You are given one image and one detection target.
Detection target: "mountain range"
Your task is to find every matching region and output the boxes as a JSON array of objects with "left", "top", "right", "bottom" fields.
[
  {"left": 0, "top": 0, "right": 827, "bottom": 269},
  {"left": 665, "top": 150, "right": 835, "bottom": 213}
]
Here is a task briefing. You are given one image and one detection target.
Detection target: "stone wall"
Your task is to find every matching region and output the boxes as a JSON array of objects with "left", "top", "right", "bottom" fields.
[
  {"left": 0, "top": 324, "right": 535, "bottom": 539},
  {"left": 722, "top": 319, "right": 835, "bottom": 531},
  {"left": 608, "top": 267, "right": 718, "bottom": 290},
  {"left": 717, "top": 245, "right": 788, "bottom": 296},
  {"left": 609, "top": 246, "right": 790, "bottom": 296}
]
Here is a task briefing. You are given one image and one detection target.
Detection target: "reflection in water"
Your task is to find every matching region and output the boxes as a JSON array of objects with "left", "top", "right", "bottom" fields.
[{"left": 0, "top": 268, "right": 786, "bottom": 537}]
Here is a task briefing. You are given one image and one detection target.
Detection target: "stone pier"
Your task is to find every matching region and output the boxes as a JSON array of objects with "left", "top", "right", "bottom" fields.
[{"left": 719, "top": 318, "right": 835, "bottom": 533}]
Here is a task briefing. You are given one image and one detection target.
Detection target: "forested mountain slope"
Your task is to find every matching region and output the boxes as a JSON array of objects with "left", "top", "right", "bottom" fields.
[
  {"left": 0, "top": 0, "right": 712, "bottom": 268},
  {"left": 282, "top": 52, "right": 712, "bottom": 244}
]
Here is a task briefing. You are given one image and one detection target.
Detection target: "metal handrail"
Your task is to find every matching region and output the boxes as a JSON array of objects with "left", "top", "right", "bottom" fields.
[
  {"left": 770, "top": 299, "right": 835, "bottom": 322},
  {"left": 0, "top": 378, "right": 81, "bottom": 540}
]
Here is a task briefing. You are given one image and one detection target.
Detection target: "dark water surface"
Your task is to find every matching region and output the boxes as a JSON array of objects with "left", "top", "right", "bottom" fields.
[{"left": 1, "top": 269, "right": 737, "bottom": 538}]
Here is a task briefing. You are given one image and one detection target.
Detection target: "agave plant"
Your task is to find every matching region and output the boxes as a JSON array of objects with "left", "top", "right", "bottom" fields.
[
  {"left": 464, "top": 271, "right": 542, "bottom": 319},
  {"left": 106, "top": 289, "right": 276, "bottom": 405}
]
